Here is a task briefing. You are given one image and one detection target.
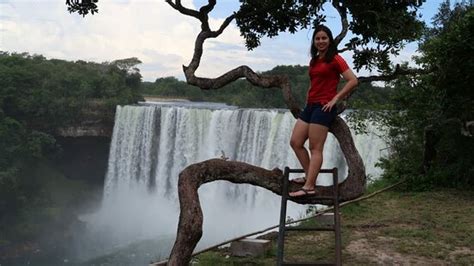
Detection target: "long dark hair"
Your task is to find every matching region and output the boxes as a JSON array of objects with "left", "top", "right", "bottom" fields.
[{"left": 310, "top": 25, "right": 337, "bottom": 63}]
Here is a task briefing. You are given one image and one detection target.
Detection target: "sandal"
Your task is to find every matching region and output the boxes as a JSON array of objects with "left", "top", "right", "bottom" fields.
[
  {"left": 289, "top": 188, "right": 316, "bottom": 197},
  {"left": 290, "top": 176, "right": 306, "bottom": 184}
]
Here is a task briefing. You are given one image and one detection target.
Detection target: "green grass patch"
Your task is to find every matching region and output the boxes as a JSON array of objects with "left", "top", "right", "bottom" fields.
[{"left": 194, "top": 187, "right": 474, "bottom": 265}]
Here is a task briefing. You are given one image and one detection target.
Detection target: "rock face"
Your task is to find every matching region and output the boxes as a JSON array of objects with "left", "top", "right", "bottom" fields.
[
  {"left": 53, "top": 101, "right": 115, "bottom": 184},
  {"left": 57, "top": 100, "right": 115, "bottom": 138},
  {"left": 54, "top": 136, "right": 111, "bottom": 185},
  {"left": 57, "top": 124, "right": 113, "bottom": 137},
  {"left": 56, "top": 113, "right": 114, "bottom": 138}
]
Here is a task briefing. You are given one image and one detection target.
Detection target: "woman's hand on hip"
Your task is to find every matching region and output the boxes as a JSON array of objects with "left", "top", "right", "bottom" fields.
[{"left": 322, "top": 98, "right": 338, "bottom": 112}]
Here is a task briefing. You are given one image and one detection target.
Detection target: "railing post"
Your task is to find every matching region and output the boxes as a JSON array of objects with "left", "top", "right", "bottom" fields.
[
  {"left": 333, "top": 167, "right": 342, "bottom": 266},
  {"left": 276, "top": 167, "right": 290, "bottom": 266}
]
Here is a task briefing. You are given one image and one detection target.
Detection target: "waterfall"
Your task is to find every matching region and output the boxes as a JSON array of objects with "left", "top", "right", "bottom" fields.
[{"left": 86, "top": 102, "right": 387, "bottom": 260}]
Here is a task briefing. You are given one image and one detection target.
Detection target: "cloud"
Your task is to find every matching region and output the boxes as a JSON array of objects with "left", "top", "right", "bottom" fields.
[
  {"left": 0, "top": 0, "right": 433, "bottom": 81},
  {"left": 0, "top": 1, "right": 202, "bottom": 80},
  {"left": 0, "top": 0, "right": 317, "bottom": 81}
]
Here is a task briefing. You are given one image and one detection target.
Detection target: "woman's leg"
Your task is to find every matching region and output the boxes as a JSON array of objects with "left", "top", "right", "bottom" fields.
[
  {"left": 290, "top": 123, "right": 329, "bottom": 196},
  {"left": 290, "top": 119, "right": 310, "bottom": 174},
  {"left": 305, "top": 124, "right": 329, "bottom": 188}
]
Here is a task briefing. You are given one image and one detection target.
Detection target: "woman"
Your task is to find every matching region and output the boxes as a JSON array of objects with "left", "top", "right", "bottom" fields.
[{"left": 289, "top": 25, "right": 358, "bottom": 197}]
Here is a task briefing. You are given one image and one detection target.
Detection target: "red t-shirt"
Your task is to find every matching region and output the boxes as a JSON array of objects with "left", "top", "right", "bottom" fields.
[{"left": 307, "top": 54, "right": 349, "bottom": 104}]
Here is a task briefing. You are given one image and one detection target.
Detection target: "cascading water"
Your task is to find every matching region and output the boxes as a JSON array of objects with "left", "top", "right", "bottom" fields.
[{"left": 81, "top": 102, "right": 387, "bottom": 262}]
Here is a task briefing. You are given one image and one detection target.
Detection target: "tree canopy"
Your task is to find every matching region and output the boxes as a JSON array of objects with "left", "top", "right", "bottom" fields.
[
  {"left": 374, "top": 3, "right": 474, "bottom": 189},
  {"left": 236, "top": 0, "right": 424, "bottom": 72}
]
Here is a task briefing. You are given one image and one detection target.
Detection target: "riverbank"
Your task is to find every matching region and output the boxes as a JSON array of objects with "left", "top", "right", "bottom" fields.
[{"left": 194, "top": 183, "right": 474, "bottom": 265}]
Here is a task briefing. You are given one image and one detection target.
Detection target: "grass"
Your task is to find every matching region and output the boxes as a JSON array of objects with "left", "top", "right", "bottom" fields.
[{"left": 194, "top": 181, "right": 474, "bottom": 265}]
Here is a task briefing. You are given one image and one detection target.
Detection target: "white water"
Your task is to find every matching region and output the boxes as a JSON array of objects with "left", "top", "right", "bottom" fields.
[{"left": 82, "top": 102, "right": 388, "bottom": 260}]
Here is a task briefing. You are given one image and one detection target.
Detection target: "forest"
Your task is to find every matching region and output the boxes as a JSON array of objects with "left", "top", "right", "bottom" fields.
[{"left": 0, "top": 53, "right": 143, "bottom": 246}]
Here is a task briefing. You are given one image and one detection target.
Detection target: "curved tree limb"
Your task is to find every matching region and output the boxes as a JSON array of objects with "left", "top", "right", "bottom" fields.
[
  {"left": 165, "top": 0, "right": 201, "bottom": 20},
  {"left": 338, "top": 47, "right": 351, "bottom": 53},
  {"left": 167, "top": 0, "right": 301, "bottom": 118},
  {"left": 358, "top": 65, "right": 433, "bottom": 83},
  {"left": 332, "top": 0, "right": 349, "bottom": 46},
  {"left": 167, "top": 116, "right": 366, "bottom": 264},
  {"left": 199, "top": 0, "right": 216, "bottom": 15}
]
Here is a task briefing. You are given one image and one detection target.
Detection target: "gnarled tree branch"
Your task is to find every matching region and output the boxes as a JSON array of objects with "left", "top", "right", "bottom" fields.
[
  {"left": 165, "top": 0, "right": 200, "bottom": 20},
  {"left": 358, "top": 65, "right": 432, "bottom": 83},
  {"left": 167, "top": 116, "right": 366, "bottom": 265},
  {"left": 337, "top": 47, "right": 351, "bottom": 54},
  {"left": 199, "top": 0, "right": 216, "bottom": 14},
  {"left": 332, "top": 0, "right": 349, "bottom": 46},
  {"left": 167, "top": 0, "right": 301, "bottom": 118}
]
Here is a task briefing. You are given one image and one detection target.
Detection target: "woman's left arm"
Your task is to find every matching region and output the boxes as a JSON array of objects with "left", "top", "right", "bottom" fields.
[{"left": 322, "top": 69, "right": 358, "bottom": 112}]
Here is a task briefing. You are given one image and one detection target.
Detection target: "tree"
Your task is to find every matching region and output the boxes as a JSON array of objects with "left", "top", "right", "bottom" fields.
[
  {"left": 66, "top": 1, "right": 429, "bottom": 264},
  {"left": 375, "top": 2, "right": 474, "bottom": 189}
]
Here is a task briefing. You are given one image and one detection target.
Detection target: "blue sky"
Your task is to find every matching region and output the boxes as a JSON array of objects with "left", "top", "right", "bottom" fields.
[{"left": 0, "top": 0, "right": 446, "bottom": 81}]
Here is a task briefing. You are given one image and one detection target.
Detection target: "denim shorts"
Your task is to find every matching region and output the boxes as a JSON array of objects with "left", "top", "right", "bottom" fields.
[{"left": 298, "top": 103, "right": 337, "bottom": 127}]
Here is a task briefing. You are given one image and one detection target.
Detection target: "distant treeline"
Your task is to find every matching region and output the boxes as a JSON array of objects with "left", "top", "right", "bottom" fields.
[{"left": 142, "top": 65, "right": 392, "bottom": 109}]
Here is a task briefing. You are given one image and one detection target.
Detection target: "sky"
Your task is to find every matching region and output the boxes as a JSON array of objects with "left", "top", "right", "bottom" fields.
[{"left": 0, "top": 0, "right": 447, "bottom": 81}]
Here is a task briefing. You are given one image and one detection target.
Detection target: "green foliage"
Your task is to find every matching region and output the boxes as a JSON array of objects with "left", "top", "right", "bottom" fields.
[
  {"left": 0, "top": 52, "right": 142, "bottom": 241},
  {"left": 236, "top": 0, "right": 424, "bottom": 72},
  {"left": 0, "top": 53, "right": 142, "bottom": 129},
  {"left": 66, "top": 0, "right": 98, "bottom": 16},
  {"left": 418, "top": 4, "right": 474, "bottom": 123},
  {"left": 236, "top": 0, "right": 326, "bottom": 49},
  {"left": 361, "top": 3, "right": 474, "bottom": 190},
  {"left": 344, "top": 0, "right": 425, "bottom": 72}
]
